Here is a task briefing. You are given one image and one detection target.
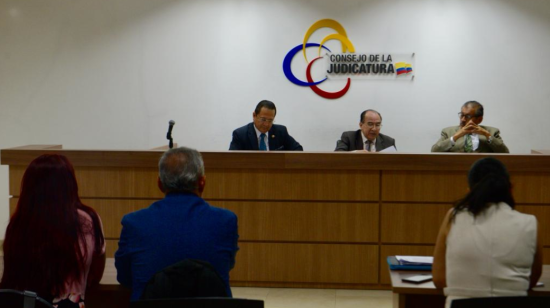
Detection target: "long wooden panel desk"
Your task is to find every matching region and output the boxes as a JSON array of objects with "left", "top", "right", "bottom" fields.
[
  {"left": 2, "top": 145, "right": 550, "bottom": 290},
  {"left": 390, "top": 265, "right": 550, "bottom": 308}
]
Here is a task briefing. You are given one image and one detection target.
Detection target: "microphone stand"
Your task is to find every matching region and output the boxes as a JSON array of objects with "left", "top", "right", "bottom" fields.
[{"left": 166, "top": 120, "right": 175, "bottom": 149}]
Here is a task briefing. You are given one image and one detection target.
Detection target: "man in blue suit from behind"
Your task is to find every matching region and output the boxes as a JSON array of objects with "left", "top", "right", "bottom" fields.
[
  {"left": 115, "top": 147, "right": 239, "bottom": 300},
  {"left": 229, "top": 100, "right": 303, "bottom": 151}
]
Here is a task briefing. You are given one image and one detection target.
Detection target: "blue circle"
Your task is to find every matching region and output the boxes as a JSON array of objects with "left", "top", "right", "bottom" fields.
[{"left": 282, "top": 43, "right": 331, "bottom": 87}]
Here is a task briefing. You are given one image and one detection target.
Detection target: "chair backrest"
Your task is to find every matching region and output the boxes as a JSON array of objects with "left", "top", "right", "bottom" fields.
[
  {"left": 130, "top": 298, "right": 264, "bottom": 308},
  {"left": 0, "top": 289, "right": 54, "bottom": 308},
  {"left": 451, "top": 296, "right": 550, "bottom": 308},
  {"left": 140, "top": 259, "right": 228, "bottom": 300}
]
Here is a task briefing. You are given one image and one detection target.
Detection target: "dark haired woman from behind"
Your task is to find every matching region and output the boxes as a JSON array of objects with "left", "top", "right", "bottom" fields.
[
  {"left": 0, "top": 154, "right": 105, "bottom": 308},
  {"left": 432, "top": 157, "right": 543, "bottom": 308}
]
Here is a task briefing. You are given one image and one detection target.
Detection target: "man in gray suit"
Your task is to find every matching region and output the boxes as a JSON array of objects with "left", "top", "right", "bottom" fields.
[
  {"left": 431, "top": 101, "right": 509, "bottom": 153},
  {"left": 335, "top": 109, "right": 396, "bottom": 152}
]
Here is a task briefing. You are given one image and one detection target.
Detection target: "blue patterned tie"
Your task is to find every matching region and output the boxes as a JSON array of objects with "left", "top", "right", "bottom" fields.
[{"left": 259, "top": 133, "right": 267, "bottom": 151}]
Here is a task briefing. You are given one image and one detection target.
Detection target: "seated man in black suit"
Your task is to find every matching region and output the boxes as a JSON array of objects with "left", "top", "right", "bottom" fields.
[
  {"left": 229, "top": 100, "right": 303, "bottom": 151},
  {"left": 335, "top": 109, "right": 396, "bottom": 152}
]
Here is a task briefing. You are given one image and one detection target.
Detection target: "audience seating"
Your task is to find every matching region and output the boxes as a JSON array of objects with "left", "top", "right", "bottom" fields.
[
  {"left": 451, "top": 296, "right": 550, "bottom": 308},
  {"left": 130, "top": 298, "right": 264, "bottom": 308},
  {"left": 140, "top": 259, "right": 228, "bottom": 300},
  {"left": 0, "top": 289, "right": 53, "bottom": 308}
]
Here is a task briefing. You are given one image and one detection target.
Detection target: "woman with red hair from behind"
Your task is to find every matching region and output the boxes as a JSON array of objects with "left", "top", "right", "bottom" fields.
[{"left": 1, "top": 154, "right": 105, "bottom": 308}]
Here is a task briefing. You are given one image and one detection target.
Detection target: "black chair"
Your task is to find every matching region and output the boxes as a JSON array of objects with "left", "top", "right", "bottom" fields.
[
  {"left": 0, "top": 289, "right": 53, "bottom": 308},
  {"left": 130, "top": 298, "right": 264, "bottom": 308},
  {"left": 140, "top": 259, "right": 228, "bottom": 300},
  {"left": 451, "top": 296, "right": 550, "bottom": 308}
]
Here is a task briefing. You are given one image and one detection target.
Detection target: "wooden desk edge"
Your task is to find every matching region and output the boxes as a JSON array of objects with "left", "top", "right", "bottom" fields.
[{"left": 4, "top": 146, "right": 550, "bottom": 172}]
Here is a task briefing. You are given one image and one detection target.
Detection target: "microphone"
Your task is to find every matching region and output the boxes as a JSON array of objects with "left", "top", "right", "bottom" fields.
[
  {"left": 166, "top": 120, "right": 175, "bottom": 139},
  {"left": 166, "top": 120, "right": 175, "bottom": 149}
]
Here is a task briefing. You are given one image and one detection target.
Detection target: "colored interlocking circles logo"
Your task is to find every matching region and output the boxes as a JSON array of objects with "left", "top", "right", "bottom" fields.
[
  {"left": 283, "top": 19, "right": 353, "bottom": 99},
  {"left": 283, "top": 19, "right": 414, "bottom": 99}
]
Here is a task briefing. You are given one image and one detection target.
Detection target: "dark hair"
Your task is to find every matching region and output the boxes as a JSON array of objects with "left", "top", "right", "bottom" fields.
[
  {"left": 453, "top": 157, "right": 514, "bottom": 219},
  {"left": 462, "top": 100, "right": 484, "bottom": 117},
  {"left": 254, "top": 100, "right": 277, "bottom": 116},
  {"left": 0, "top": 154, "right": 104, "bottom": 299},
  {"left": 159, "top": 147, "right": 204, "bottom": 194},
  {"left": 360, "top": 109, "right": 382, "bottom": 123}
]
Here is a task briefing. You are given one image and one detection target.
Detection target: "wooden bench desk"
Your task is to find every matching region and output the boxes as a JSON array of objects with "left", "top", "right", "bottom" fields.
[{"left": 390, "top": 264, "right": 550, "bottom": 308}]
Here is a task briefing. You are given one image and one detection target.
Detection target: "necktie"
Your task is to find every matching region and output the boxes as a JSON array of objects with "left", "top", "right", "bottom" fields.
[
  {"left": 464, "top": 134, "right": 473, "bottom": 153},
  {"left": 365, "top": 140, "right": 372, "bottom": 152},
  {"left": 259, "top": 133, "right": 267, "bottom": 151}
]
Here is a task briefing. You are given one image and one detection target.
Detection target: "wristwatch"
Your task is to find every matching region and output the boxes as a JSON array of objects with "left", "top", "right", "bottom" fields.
[{"left": 487, "top": 136, "right": 493, "bottom": 144}]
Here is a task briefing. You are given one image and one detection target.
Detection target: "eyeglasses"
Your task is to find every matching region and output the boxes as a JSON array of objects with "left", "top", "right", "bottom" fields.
[
  {"left": 257, "top": 117, "right": 274, "bottom": 123},
  {"left": 364, "top": 122, "right": 382, "bottom": 129},
  {"left": 458, "top": 112, "right": 478, "bottom": 120}
]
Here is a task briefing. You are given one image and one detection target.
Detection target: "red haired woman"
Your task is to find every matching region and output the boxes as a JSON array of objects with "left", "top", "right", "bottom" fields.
[{"left": 1, "top": 154, "right": 105, "bottom": 308}]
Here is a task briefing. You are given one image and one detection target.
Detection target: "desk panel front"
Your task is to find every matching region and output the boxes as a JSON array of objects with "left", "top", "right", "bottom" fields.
[{"left": 3, "top": 148, "right": 550, "bottom": 289}]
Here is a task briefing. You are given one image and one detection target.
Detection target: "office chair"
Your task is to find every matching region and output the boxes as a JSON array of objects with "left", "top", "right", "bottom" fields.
[
  {"left": 0, "top": 289, "right": 53, "bottom": 308},
  {"left": 451, "top": 296, "right": 550, "bottom": 308},
  {"left": 140, "top": 259, "right": 228, "bottom": 300},
  {"left": 130, "top": 298, "right": 264, "bottom": 308}
]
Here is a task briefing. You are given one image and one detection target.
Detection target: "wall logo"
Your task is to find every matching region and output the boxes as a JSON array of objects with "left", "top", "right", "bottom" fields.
[
  {"left": 283, "top": 19, "right": 415, "bottom": 100},
  {"left": 283, "top": 19, "right": 354, "bottom": 99}
]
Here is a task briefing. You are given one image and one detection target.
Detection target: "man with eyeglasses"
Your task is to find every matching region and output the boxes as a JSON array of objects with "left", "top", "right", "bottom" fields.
[
  {"left": 229, "top": 100, "right": 303, "bottom": 151},
  {"left": 335, "top": 109, "right": 396, "bottom": 152},
  {"left": 431, "top": 101, "right": 509, "bottom": 153}
]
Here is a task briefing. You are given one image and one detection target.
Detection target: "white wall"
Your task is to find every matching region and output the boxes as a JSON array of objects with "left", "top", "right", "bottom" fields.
[{"left": 1, "top": 0, "right": 550, "bottom": 238}]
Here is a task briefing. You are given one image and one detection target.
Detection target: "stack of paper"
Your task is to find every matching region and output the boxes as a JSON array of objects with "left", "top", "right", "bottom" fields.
[{"left": 396, "top": 256, "right": 434, "bottom": 266}]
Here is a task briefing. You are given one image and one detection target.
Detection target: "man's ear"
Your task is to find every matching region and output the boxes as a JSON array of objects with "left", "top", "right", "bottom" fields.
[
  {"left": 157, "top": 177, "right": 166, "bottom": 193},
  {"left": 198, "top": 175, "right": 206, "bottom": 193}
]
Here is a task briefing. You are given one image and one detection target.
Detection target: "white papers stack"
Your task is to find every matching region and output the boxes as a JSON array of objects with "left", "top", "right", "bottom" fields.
[
  {"left": 379, "top": 145, "right": 397, "bottom": 153},
  {"left": 396, "top": 255, "right": 434, "bottom": 266}
]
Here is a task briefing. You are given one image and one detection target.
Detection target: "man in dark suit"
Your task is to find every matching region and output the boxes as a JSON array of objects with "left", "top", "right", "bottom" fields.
[
  {"left": 335, "top": 109, "right": 396, "bottom": 152},
  {"left": 115, "top": 147, "right": 239, "bottom": 300},
  {"left": 229, "top": 100, "right": 303, "bottom": 151}
]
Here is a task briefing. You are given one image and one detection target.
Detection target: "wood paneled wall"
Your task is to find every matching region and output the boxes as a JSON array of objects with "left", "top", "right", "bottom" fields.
[{"left": 3, "top": 147, "right": 550, "bottom": 290}]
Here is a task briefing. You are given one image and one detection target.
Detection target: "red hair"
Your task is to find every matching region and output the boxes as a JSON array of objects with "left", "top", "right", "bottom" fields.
[{"left": 0, "top": 154, "right": 104, "bottom": 300}]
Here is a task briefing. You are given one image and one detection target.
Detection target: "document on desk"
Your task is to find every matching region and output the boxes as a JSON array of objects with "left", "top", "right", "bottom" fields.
[
  {"left": 396, "top": 256, "right": 433, "bottom": 265},
  {"left": 380, "top": 146, "right": 397, "bottom": 153}
]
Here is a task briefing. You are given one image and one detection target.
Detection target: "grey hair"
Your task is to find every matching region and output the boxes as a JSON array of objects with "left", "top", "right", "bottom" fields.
[{"left": 158, "top": 147, "right": 205, "bottom": 193}]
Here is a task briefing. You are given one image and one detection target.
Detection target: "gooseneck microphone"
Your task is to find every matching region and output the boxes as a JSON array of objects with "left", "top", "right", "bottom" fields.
[{"left": 167, "top": 120, "right": 175, "bottom": 149}]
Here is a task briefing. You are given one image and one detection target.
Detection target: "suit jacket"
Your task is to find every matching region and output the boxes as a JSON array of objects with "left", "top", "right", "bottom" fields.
[
  {"left": 334, "top": 130, "right": 396, "bottom": 152},
  {"left": 229, "top": 122, "right": 303, "bottom": 151},
  {"left": 114, "top": 193, "right": 239, "bottom": 300},
  {"left": 431, "top": 125, "right": 509, "bottom": 153}
]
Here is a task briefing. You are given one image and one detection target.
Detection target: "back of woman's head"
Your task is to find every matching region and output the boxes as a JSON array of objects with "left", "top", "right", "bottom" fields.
[
  {"left": 454, "top": 157, "right": 515, "bottom": 217},
  {"left": 0, "top": 154, "right": 100, "bottom": 299},
  {"left": 19, "top": 154, "right": 80, "bottom": 215}
]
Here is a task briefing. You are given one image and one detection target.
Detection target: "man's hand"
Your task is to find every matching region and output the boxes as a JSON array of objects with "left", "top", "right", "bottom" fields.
[
  {"left": 472, "top": 125, "right": 490, "bottom": 138},
  {"left": 453, "top": 121, "right": 475, "bottom": 140},
  {"left": 453, "top": 120, "right": 489, "bottom": 140}
]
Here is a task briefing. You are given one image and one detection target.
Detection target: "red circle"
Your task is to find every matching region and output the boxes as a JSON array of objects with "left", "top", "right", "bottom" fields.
[{"left": 306, "top": 57, "right": 350, "bottom": 99}]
